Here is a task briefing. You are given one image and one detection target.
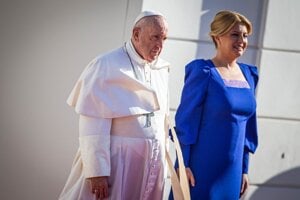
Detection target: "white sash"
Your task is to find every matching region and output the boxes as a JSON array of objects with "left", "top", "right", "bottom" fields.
[{"left": 165, "top": 117, "right": 191, "bottom": 200}]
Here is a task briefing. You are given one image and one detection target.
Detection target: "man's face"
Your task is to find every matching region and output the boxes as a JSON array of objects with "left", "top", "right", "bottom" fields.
[{"left": 133, "top": 19, "right": 168, "bottom": 62}]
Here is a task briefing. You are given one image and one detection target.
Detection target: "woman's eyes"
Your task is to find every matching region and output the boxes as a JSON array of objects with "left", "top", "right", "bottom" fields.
[{"left": 231, "top": 33, "right": 248, "bottom": 38}]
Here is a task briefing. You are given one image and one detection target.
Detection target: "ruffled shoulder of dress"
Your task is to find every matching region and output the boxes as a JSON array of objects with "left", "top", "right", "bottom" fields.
[
  {"left": 239, "top": 63, "right": 259, "bottom": 86},
  {"left": 248, "top": 65, "right": 259, "bottom": 82},
  {"left": 185, "top": 59, "right": 212, "bottom": 76}
]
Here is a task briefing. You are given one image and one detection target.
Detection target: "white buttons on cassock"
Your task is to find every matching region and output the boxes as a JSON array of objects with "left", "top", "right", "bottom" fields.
[
  {"left": 144, "top": 64, "right": 151, "bottom": 84},
  {"left": 142, "top": 139, "right": 161, "bottom": 199}
]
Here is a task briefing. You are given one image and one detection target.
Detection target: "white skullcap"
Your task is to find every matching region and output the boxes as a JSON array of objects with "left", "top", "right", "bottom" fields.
[{"left": 134, "top": 10, "right": 164, "bottom": 25}]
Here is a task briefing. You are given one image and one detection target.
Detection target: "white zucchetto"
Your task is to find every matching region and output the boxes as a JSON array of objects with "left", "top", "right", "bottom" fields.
[{"left": 134, "top": 10, "right": 164, "bottom": 25}]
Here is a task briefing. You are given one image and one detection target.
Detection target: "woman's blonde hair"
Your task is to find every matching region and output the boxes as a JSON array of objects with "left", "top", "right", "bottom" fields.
[{"left": 209, "top": 10, "right": 252, "bottom": 47}]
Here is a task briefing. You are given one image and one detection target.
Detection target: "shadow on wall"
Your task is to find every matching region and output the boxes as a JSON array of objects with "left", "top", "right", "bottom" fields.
[{"left": 249, "top": 167, "right": 300, "bottom": 200}]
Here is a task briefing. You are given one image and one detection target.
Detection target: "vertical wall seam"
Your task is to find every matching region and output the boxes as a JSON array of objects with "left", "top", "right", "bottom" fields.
[{"left": 122, "top": 0, "right": 130, "bottom": 41}]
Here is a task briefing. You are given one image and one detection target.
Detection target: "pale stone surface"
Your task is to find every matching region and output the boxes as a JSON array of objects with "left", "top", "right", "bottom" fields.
[
  {"left": 249, "top": 118, "right": 300, "bottom": 186},
  {"left": 263, "top": 0, "right": 300, "bottom": 51},
  {"left": 257, "top": 50, "right": 300, "bottom": 119}
]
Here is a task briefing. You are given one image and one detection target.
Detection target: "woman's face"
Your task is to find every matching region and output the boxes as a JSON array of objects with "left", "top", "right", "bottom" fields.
[
  {"left": 133, "top": 19, "right": 168, "bottom": 62},
  {"left": 216, "top": 23, "right": 249, "bottom": 59}
]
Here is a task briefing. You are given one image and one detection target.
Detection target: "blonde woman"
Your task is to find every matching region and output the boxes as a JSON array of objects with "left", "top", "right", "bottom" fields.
[{"left": 172, "top": 10, "right": 258, "bottom": 200}]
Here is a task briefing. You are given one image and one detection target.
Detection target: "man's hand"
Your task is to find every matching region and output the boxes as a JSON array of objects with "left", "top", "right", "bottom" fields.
[{"left": 88, "top": 176, "right": 109, "bottom": 199}]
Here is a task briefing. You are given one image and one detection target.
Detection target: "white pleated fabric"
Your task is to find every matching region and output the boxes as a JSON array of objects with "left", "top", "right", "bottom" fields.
[
  {"left": 59, "top": 115, "right": 166, "bottom": 200},
  {"left": 66, "top": 41, "right": 169, "bottom": 119},
  {"left": 59, "top": 40, "right": 170, "bottom": 200}
]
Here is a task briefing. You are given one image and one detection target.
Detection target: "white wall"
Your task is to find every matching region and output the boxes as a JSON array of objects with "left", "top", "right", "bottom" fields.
[
  {"left": 0, "top": 0, "right": 141, "bottom": 199},
  {"left": 244, "top": 0, "right": 300, "bottom": 199}
]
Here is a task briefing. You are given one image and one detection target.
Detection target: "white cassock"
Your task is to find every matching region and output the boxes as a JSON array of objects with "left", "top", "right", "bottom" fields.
[{"left": 58, "top": 40, "right": 170, "bottom": 200}]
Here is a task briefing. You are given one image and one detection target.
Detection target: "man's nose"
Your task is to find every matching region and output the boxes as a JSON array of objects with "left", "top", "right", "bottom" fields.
[{"left": 156, "top": 39, "right": 164, "bottom": 48}]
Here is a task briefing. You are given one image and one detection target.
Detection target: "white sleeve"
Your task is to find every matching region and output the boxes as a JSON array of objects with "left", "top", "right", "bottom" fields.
[{"left": 78, "top": 115, "right": 112, "bottom": 178}]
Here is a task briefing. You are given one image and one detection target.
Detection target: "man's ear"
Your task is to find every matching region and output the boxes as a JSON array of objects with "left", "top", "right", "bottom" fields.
[{"left": 132, "top": 27, "right": 140, "bottom": 41}]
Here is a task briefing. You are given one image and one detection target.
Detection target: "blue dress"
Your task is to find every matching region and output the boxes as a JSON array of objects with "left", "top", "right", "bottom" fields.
[{"left": 173, "top": 59, "right": 258, "bottom": 200}]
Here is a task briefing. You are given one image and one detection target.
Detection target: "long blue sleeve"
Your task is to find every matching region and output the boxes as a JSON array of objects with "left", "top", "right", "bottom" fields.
[
  {"left": 175, "top": 60, "right": 211, "bottom": 166},
  {"left": 242, "top": 64, "right": 259, "bottom": 173},
  {"left": 243, "top": 111, "right": 258, "bottom": 173}
]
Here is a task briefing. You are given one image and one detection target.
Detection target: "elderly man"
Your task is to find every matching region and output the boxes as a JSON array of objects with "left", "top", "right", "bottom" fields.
[{"left": 59, "top": 10, "right": 170, "bottom": 200}]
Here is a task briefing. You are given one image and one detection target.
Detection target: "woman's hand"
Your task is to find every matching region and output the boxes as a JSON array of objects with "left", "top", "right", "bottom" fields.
[
  {"left": 88, "top": 176, "right": 109, "bottom": 199},
  {"left": 185, "top": 167, "right": 195, "bottom": 187},
  {"left": 240, "top": 173, "right": 249, "bottom": 197}
]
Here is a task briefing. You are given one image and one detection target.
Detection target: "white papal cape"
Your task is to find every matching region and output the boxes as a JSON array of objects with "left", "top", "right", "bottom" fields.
[{"left": 59, "top": 41, "right": 170, "bottom": 200}]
